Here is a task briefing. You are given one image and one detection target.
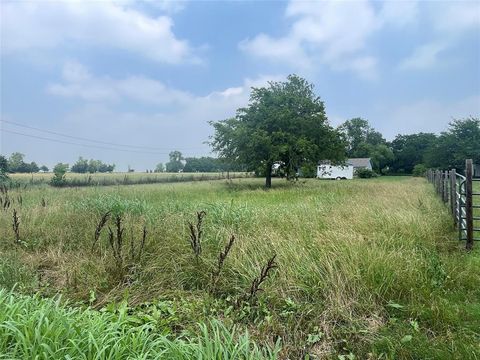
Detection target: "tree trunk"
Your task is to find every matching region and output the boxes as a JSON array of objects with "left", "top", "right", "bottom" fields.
[{"left": 265, "top": 163, "right": 272, "bottom": 188}]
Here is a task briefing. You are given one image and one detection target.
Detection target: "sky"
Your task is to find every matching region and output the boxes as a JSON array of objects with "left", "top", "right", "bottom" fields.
[{"left": 1, "top": 0, "right": 479, "bottom": 171}]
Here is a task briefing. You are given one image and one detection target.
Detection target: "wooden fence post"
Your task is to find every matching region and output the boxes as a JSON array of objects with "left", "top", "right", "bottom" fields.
[
  {"left": 465, "top": 159, "right": 473, "bottom": 250},
  {"left": 443, "top": 171, "right": 448, "bottom": 203},
  {"left": 437, "top": 170, "right": 441, "bottom": 195}
]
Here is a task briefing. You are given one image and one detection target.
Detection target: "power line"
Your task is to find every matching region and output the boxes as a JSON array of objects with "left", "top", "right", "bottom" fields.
[
  {"left": 1, "top": 128, "right": 172, "bottom": 155},
  {"left": 0, "top": 119, "right": 206, "bottom": 151}
]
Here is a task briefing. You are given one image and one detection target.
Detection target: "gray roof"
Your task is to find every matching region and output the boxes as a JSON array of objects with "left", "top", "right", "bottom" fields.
[{"left": 347, "top": 158, "right": 372, "bottom": 168}]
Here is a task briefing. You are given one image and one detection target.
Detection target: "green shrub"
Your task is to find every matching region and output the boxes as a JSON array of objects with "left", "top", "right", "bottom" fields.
[
  {"left": 412, "top": 164, "right": 427, "bottom": 177},
  {"left": 355, "top": 168, "right": 378, "bottom": 178},
  {"left": 50, "top": 163, "right": 69, "bottom": 187}
]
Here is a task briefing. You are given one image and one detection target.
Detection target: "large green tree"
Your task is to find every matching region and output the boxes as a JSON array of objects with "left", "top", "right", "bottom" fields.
[
  {"left": 338, "top": 118, "right": 393, "bottom": 172},
  {"left": 210, "top": 75, "right": 345, "bottom": 187},
  {"left": 165, "top": 151, "right": 185, "bottom": 173},
  {"left": 425, "top": 117, "right": 480, "bottom": 170},
  {"left": 390, "top": 133, "right": 437, "bottom": 173},
  {"left": 7, "top": 152, "right": 25, "bottom": 172}
]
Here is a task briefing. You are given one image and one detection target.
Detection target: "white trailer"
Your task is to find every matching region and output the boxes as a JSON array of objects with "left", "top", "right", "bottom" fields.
[{"left": 317, "top": 165, "right": 354, "bottom": 180}]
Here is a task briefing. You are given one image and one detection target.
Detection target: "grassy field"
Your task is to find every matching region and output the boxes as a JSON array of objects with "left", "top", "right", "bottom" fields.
[
  {"left": 8, "top": 171, "right": 251, "bottom": 187},
  {"left": 1, "top": 177, "right": 479, "bottom": 359}
]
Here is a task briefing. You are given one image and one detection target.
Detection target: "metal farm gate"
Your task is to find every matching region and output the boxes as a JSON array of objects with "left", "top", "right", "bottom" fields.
[{"left": 427, "top": 159, "right": 480, "bottom": 250}]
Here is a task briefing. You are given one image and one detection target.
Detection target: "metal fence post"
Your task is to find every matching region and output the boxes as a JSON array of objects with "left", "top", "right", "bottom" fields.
[
  {"left": 450, "top": 169, "right": 456, "bottom": 225},
  {"left": 466, "top": 159, "right": 473, "bottom": 250}
]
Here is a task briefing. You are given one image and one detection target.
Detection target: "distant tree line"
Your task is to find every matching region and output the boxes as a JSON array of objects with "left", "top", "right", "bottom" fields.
[
  {"left": 155, "top": 151, "right": 246, "bottom": 173},
  {"left": 337, "top": 116, "right": 479, "bottom": 175},
  {"left": 70, "top": 157, "right": 115, "bottom": 173},
  {"left": 0, "top": 152, "right": 48, "bottom": 173}
]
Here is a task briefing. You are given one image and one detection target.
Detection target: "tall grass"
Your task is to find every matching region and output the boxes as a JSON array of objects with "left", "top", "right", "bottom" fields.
[
  {"left": 0, "top": 289, "right": 279, "bottom": 359},
  {"left": 8, "top": 172, "right": 251, "bottom": 188},
  {"left": 0, "top": 177, "right": 479, "bottom": 358}
]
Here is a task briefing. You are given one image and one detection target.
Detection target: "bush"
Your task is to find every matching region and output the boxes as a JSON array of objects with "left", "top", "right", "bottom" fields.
[
  {"left": 412, "top": 164, "right": 427, "bottom": 177},
  {"left": 355, "top": 168, "right": 378, "bottom": 178},
  {"left": 300, "top": 164, "right": 316, "bottom": 178},
  {"left": 50, "top": 163, "right": 69, "bottom": 187}
]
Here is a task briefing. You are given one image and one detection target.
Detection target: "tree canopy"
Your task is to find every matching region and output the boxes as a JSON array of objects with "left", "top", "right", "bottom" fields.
[
  {"left": 210, "top": 74, "right": 345, "bottom": 187},
  {"left": 424, "top": 117, "right": 480, "bottom": 170},
  {"left": 165, "top": 151, "right": 185, "bottom": 173},
  {"left": 71, "top": 157, "right": 115, "bottom": 173},
  {"left": 338, "top": 118, "right": 394, "bottom": 172},
  {"left": 390, "top": 133, "right": 437, "bottom": 173},
  {"left": 6, "top": 152, "right": 40, "bottom": 173}
]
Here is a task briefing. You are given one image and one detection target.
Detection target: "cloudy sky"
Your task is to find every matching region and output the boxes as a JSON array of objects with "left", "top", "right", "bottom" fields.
[{"left": 1, "top": 0, "right": 479, "bottom": 170}]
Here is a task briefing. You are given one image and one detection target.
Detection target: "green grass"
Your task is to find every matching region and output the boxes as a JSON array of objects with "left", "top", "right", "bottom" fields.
[
  {"left": 0, "top": 289, "right": 279, "bottom": 359},
  {"left": 1, "top": 177, "right": 479, "bottom": 359}
]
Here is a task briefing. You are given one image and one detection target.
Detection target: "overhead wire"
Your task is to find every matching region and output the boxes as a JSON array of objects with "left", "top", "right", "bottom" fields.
[
  {"left": 0, "top": 119, "right": 206, "bottom": 151},
  {"left": 0, "top": 128, "right": 171, "bottom": 155}
]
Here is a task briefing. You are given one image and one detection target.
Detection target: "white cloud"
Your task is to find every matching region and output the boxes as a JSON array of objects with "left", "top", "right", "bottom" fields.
[
  {"left": 1, "top": 1, "right": 196, "bottom": 64},
  {"left": 399, "top": 1, "right": 479, "bottom": 71},
  {"left": 399, "top": 42, "right": 448, "bottom": 70},
  {"left": 378, "top": 1, "right": 419, "bottom": 28},
  {"left": 48, "top": 62, "right": 283, "bottom": 108},
  {"left": 430, "top": 1, "right": 480, "bottom": 34},
  {"left": 240, "top": 0, "right": 418, "bottom": 79},
  {"left": 39, "top": 64, "right": 284, "bottom": 168},
  {"left": 380, "top": 95, "right": 480, "bottom": 139},
  {"left": 48, "top": 61, "right": 192, "bottom": 104}
]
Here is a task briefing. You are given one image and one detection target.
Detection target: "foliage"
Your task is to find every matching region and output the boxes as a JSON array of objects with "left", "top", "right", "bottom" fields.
[
  {"left": 39, "top": 165, "right": 49, "bottom": 172},
  {"left": 71, "top": 156, "right": 115, "bottom": 173},
  {"left": 425, "top": 117, "right": 480, "bottom": 171},
  {"left": 184, "top": 157, "right": 222, "bottom": 172},
  {"left": 6, "top": 152, "right": 40, "bottom": 173},
  {"left": 300, "top": 163, "right": 316, "bottom": 178},
  {"left": 50, "top": 163, "right": 69, "bottom": 187},
  {"left": 166, "top": 151, "right": 185, "bottom": 173},
  {"left": 155, "top": 162, "right": 165, "bottom": 172},
  {"left": 0, "top": 289, "right": 279, "bottom": 359},
  {"left": 0, "top": 155, "right": 9, "bottom": 183},
  {"left": 390, "top": 133, "right": 437, "bottom": 173},
  {"left": 210, "top": 74, "right": 345, "bottom": 187},
  {"left": 412, "top": 164, "right": 427, "bottom": 177},
  {"left": 339, "top": 118, "right": 382, "bottom": 154},
  {"left": 0, "top": 155, "right": 8, "bottom": 173},
  {"left": 338, "top": 118, "right": 394, "bottom": 172},
  {"left": 355, "top": 168, "right": 378, "bottom": 178}
]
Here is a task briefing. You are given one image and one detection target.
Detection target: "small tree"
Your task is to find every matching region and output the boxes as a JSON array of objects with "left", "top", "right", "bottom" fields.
[
  {"left": 7, "top": 152, "right": 25, "bottom": 173},
  {"left": 0, "top": 155, "right": 8, "bottom": 173},
  {"left": 40, "top": 165, "right": 49, "bottom": 172},
  {"left": 155, "top": 163, "right": 165, "bottom": 172},
  {"left": 71, "top": 157, "right": 89, "bottom": 173},
  {"left": 28, "top": 162, "right": 40, "bottom": 173},
  {"left": 0, "top": 155, "right": 9, "bottom": 183},
  {"left": 165, "top": 151, "right": 184, "bottom": 172},
  {"left": 50, "top": 163, "right": 69, "bottom": 187},
  {"left": 412, "top": 164, "right": 427, "bottom": 177}
]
